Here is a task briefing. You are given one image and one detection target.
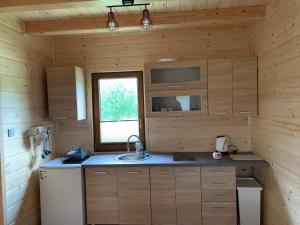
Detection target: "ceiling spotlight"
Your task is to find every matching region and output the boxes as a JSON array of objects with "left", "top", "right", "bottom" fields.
[
  {"left": 141, "top": 5, "right": 152, "bottom": 29},
  {"left": 106, "top": 7, "right": 118, "bottom": 31}
]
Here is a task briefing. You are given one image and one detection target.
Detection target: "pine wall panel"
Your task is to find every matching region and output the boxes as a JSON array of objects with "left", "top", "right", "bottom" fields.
[
  {"left": 0, "top": 15, "right": 54, "bottom": 225},
  {"left": 249, "top": 0, "right": 300, "bottom": 224},
  {"left": 53, "top": 26, "right": 252, "bottom": 154}
]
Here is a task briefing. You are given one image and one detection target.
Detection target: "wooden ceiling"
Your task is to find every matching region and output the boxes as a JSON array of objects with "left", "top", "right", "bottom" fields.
[
  {"left": 0, "top": 0, "right": 268, "bottom": 35},
  {"left": 3, "top": 0, "right": 268, "bottom": 21}
]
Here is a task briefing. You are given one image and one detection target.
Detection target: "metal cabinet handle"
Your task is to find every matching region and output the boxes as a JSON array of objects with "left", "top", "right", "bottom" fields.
[
  {"left": 170, "top": 113, "right": 183, "bottom": 116},
  {"left": 214, "top": 112, "right": 228, "bottom": 115},
  {"left": 211, "top": 182, "right": 226, "bottom": 185},
  {"left": 169, "top": 85, "right": 183, "bottom": 88},
  {"left": 240, "top": 111, "right": 252, "bottom": 114},
  {"left": 94, "top": 171, "right": 107, "bottom": 175},
  {"left": 181, "top": 171, "right": 195, "bottom": 175},
  {"left": 126, "top": 171, "right": 140, "bottom": 174},
  {"left": 56, "top": 116, "right": 69, "bottom": 120},
  {"left": 213, "top": 207, "right": 227, "bottom": 209},
  {"left": 157, "top": 170, "right": 170, "bottom": 174}
]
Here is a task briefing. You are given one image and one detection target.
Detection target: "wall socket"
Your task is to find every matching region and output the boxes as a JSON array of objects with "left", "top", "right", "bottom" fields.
[{"left": 8, "top": 128, "right": 16, "bottom": 138}]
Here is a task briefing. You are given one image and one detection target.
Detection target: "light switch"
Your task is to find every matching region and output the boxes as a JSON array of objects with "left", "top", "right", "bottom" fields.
[{"left": 8, "top": 128, "right": 16, "bottom": 137}]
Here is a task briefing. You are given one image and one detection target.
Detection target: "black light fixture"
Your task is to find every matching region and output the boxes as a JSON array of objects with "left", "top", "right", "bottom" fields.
[
  {"left": 106, "top": 3, "right": 151, "bottom": 31},
  {"left": 122, "top": 0, "right": 134, "bottom": 6},
  {"left": 141, "top": 5, "right": 152, "bottom": 29},
  {"left": 106, "top": 7, "right": 119, "bottom": 31}
]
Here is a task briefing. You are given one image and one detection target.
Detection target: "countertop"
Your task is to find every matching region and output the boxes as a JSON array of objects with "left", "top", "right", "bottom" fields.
[
  {"left": 40, "top": 152, "right": 269, "bottom": 168},
  {"left": 82, "top": 152, "right": 269, "bottom": 167}
]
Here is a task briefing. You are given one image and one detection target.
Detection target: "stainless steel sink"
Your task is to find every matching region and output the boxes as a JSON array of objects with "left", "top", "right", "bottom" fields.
[{"left": 115, "top": 152, "right": 151, "bottom": 162}]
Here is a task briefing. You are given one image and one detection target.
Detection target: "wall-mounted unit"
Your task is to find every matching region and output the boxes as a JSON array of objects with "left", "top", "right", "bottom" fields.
[{"left": 47, "top": 66, "right": 86, "bottom": 121}]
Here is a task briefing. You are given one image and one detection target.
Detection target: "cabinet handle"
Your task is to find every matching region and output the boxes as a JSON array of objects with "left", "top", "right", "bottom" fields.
[
  {"left": 211, "top": 182, "right": 226, "bottom": 185},
  {"left": 213, "top": 207, "right": 227, "bottom": 209},
  {"left": 170, "top": 113, "right": 183, "bottom": 116},
  {"left": 126, "top": 171, "right": 140, "bottom": 174},
  {"left": 240, "top": 111, "right": 252, "bottom": 115},
  {"left": 157, "top": 170, "right": 170, "bottom": 174},
  {"left": 94, "top": 171, "right": 107, "bottom": 175},
  {"left": 56, "top": 116, "right": 69, "bottom": 120},
  {"left": 214, "top": 112, "right": 228, "bottom": 115},
  {"left": 181, "top": 171, "right": 195, "bottom": 175},
  {"left": 169, "top": 85, "right": 183, "bottom": 88}
]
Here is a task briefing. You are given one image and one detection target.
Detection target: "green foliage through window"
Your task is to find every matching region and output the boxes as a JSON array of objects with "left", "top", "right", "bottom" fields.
[{"left": 100, "top": 78, "right": 138, "bottom": 121}]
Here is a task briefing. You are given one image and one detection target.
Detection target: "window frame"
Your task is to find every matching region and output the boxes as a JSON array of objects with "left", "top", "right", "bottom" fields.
[{"left": 92, "top": 71, "right": 145, "bottom": 152}]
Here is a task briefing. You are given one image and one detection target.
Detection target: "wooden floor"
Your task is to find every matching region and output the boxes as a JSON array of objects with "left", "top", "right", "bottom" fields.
[{"left": 249, "top": 0, "right": 300, "bottom": 224}]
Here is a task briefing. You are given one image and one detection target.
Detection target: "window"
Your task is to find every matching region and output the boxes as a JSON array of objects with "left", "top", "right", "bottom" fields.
[{"left": 92, "top": 72, "right": 145, "bottom": 151}]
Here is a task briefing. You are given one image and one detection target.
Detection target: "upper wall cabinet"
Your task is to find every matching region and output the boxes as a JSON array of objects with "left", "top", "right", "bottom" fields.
[
  {"left": 232, "top": 58, "right": 258, "bottom": 116},
  {"left": 47, "top": 66, "right": 86, "bottom": 121},
  {"left": 208, "top": 59, "right": 233, "bottom": 117},
  {"left": 144, "top": 60, "right": 208, "bottom": 91},
  {"left": 146, "top": 89, "right": 208, "bottom": 118}
]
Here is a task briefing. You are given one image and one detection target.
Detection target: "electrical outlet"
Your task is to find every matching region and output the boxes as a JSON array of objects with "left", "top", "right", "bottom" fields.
[{"left": 8, "top": 128, "right": 16, "bottom": 138}]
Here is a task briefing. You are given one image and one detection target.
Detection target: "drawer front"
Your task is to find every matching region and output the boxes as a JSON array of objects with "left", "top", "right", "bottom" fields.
[
  {"left": 202, "top": 177, "right": 236, "bottom": 189},
  {"left": 151, "top": 167, "right": 175, "bottom": 191},
  {"left": 202, "top": 189, "right": 236, "bottom": 202},
  {"left": 201, "top": 167, "right": 235, "bottom": 178},
  {"left": 202, "top": 202, "right": 237, "bottom": 225},
  {"left": 118, "top": 167, "right": 150, "bottom": 191},
  {"left": 85, "top": 167, "right": 118, "bottom": 192},
  {"left": 176, "top": 167, "right": 201, "bottom": 190}
]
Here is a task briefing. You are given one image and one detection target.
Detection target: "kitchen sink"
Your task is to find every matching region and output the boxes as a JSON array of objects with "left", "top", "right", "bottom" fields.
[{"left": 115, "top": 152, "right": 151, "bottom": 162}]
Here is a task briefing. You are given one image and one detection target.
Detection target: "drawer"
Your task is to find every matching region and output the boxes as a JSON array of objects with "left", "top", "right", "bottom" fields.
[
  {"left": 202, "top": 177, "right": 236, "bottom": 189},
  {"left": 176, "top": 167, "right": 201, "bottom": 190},
  {"left": 85, "top": 167, "right": 117, "bottom": 192},
  {"left": 151, "top": 167, "right": 175, "bottom": 191},
  {"left": 202, "top": 189, "right": 236, "bottom": 202},
  {"left": 201, "top": 167, "right": 235, "bottom": 178},
  {"left": 202, "top": 202, "right": 237, "bottom": 225},
  {"left": 118, "top": 167, "right": 150, "bottom": 191}
]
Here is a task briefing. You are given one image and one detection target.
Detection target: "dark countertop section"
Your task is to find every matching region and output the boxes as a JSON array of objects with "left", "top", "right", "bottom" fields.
[{"left": 82, "top": 152, "right": 269, "bottom": 167}]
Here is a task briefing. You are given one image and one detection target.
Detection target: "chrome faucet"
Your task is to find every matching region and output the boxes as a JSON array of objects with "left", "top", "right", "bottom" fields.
[{"left": 127, "top": 135, "right": 144, "bottom": 154}]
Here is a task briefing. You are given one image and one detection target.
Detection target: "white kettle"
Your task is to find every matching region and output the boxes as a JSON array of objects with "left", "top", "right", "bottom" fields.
[{"left": 216, "top": 135, "right": 229, "bottom": 153}]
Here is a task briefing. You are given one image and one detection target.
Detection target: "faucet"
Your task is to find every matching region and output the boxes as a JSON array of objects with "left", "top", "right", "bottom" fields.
[{"left": 127, "top": 135, "right": 144, "bottom": 154}]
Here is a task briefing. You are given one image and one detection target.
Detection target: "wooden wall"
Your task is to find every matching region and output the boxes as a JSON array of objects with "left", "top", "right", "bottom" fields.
[
  {"left": 0, "top": 15, "right": 54, "bottom": 225},
  {"left": 53, "top": 26, "right": 253, "bottom": 154},
  {"left": 248, "top": 0, "right": 300, "bottom": 224}
]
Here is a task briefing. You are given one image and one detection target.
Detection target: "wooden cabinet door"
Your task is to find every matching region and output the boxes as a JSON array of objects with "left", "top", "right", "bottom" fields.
[
  {"left": 146, "top": 89, "right": 208, "bottom": 118},
  {"left": 208, "top": 59, "right": 233, "bottom": 117},
  {"left": 144, "top": 60, "right": 208, "bottom": 91},
  {"left": 118, "top": 167, "right": 151, "bottom": 225},
  {"left": 47, "top": 66, "right": 86, "bottom": 120},
  {"left": 175, "top": 167, "right": 202, "bottom": 225},
  {"left": 85, "top": 167, "right": 118, "bottom": 224},
  {"left": 151, "top": 167, "right": 176, "bottom": 225},
  {"left": 232, "top": 58, "right": 258, "bottom": 117}
]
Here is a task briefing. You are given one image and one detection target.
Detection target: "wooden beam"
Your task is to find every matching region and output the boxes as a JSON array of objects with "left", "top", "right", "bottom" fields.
[
  {"left": 24, "top": 5, "right": 266, "bottom": 35},
  {"left": 0, "top": 0, "right": 100, "bottom": 12}
]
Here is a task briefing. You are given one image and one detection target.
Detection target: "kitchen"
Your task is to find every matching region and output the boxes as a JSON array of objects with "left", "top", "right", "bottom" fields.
[{"left": 0, "top": 0, "right": 299, "bottom": 225}]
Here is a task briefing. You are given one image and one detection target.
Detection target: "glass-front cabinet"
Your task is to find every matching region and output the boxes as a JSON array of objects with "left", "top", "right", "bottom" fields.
[
  {"left": 146, "top": 89, "right": 207, "bottom": 117},
  {"left": 144, "top": 60, "right": 207, "bottom": 90}
]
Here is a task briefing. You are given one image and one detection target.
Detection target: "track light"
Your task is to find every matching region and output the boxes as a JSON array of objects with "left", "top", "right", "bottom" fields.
[
  {"left": 141, "top": 5, "right": 152, "bottom": 29},
  {"left": 106, "top": 3, "right": 152, "bottom": 31},
  {"left": 106, "top": 7, "right": 119, "bottom": 31}
]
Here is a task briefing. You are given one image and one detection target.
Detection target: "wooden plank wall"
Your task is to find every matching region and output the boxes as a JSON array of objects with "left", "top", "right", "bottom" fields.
[
  {"left": 0, "top": 15, "right": 54, "bottom": 225},
  {"left": 53, "top": 26, "right": 252, "bottom": 154},
  {"left": 248, "top": 0, "right": 300, "bottom": 224}
]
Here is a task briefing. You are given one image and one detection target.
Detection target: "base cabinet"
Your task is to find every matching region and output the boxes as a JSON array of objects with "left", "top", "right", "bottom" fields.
[{"left": 85, "top": 166, "right": 236, "bottom": 225}]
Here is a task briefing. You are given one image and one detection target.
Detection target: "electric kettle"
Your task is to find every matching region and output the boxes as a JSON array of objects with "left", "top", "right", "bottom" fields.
[{"left": 216, "top": 135, "right": 229, "bottom": 153}]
